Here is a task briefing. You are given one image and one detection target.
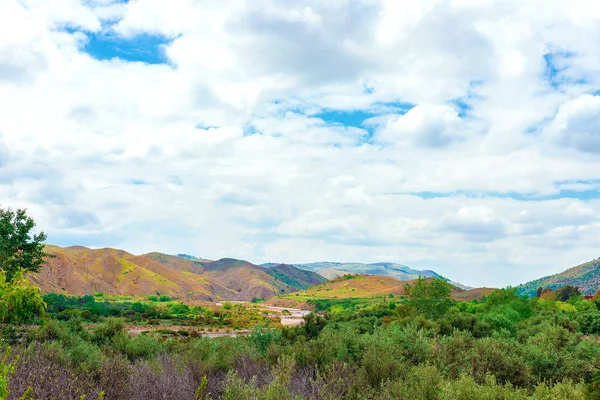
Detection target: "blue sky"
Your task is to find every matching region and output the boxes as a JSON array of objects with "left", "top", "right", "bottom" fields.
[
  {"left": 83, "top": 32, "right": 172, "bottom": 64},
  {"left": 2, "top": 0, "right": 600, "bottom": 287}
]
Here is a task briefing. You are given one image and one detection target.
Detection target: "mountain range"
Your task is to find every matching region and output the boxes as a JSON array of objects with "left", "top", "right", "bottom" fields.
[
  {"left": 262, "top": 261, "right": 471, "bottom": 289},
  {"left": 34, "top": 246, "right": 325, "bottom": 301},
  {"left": 37, "top": 245, "right": 600, "bottom": 301}
]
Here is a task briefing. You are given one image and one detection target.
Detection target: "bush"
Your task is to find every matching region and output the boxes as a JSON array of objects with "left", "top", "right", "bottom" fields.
[
  {"left": 0, "top": 272, "right": 46, "bottom": 324},
  {"left": 91, "top": 318, "right": 125, "bottom": 344}
]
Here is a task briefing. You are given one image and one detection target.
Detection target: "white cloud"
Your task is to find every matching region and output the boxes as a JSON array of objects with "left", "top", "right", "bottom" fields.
[
  {"left": 543, "top": 94, "right": 600, "bottom": 153},
  {"left": 374, "top": 104, "right": 471, "bottom": 148},
  {"left": 3, "top": 0, "right": 600, "bottom": 287}
]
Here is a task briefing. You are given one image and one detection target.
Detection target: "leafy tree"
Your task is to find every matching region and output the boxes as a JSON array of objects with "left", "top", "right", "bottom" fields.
[
  {"left": 536, "top": 286, "right": 544, "bottom": 298},
  {"left": 555, "top": 285, "right": 581, "bottom": 302},
  {"left": 0, "top": 271, "right": 46, "bottom": 323},
  {"left": 406, "top": 277, "right": 453, "bottom": 319},
  {"left": 0, "top": 207, "right": 50, "bottom": 282}
]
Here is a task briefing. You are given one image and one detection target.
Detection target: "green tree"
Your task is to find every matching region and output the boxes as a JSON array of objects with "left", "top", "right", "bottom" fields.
[
  {"left": 0, "top": 271, "right": 46, "bottom": 323},
  {"left": 0, "top": 207, "right": 50, "bottom": 282},
  {"left": 555, "top": 285, "right": 581, "bottom": 302},
  {"left": 406, "top": 277, "right": 453, "bottom": 319}
]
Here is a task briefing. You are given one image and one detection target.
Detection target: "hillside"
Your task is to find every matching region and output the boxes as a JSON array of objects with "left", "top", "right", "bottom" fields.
[
  {"left": 452, "top": 287, "right": 496, "bottom": 301},
  {"left": 276, "top": 274, "right": 481, "bottom": 301},
  {"left": 200, "top": 258, "right": 300, "bottom": 299},
  {"left": 517, "top": 258, "right": 600, "bottom": 296},
  {"left": 263, "top": 261, "right": 446, "bottom": 282},
  {"left": 143, "top": 252, "right": 207, "bottom": 274},
  {"left": 264, "top": 264, "right": 327, "bottom": 290},
  {"left": 33, "top": 246, "right": 324, "bottom": 301}
]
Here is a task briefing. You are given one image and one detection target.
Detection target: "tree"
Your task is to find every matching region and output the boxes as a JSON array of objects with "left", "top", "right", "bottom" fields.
[
  {"left": 536, "top": 287, "right": 544, "bottom": 298},
  {"left": 0, "top": 207, "right": 50, "bottom": 282},
  {"left": 0, "top": 271, "right": 46, "bottom": 323},
  {"left": 406, "top": 277, "right": 453, "bottom": 319},
  {"left": 555, "top": 285, "right": 581, "bottom": 302}
]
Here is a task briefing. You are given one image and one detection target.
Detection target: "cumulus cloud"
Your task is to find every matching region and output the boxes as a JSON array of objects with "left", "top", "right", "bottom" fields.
[
  {"left": 544, "top": 94, "right": 600, "bottom": 153},
  {"left": 3, "top": 0, "right": 600, "bottom": 287},
  {"left": 373, "top": 104, "right": 470, "bottom": 148},
  {"left": 440, "top": 206, "right": 506, "bottom": 242}
]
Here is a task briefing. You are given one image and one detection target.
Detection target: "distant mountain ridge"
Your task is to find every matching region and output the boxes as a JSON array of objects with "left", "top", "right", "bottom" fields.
[
  {"left": 517, "top": 258, "right": 600, "bottom": 296},
  {"left": 34, "top": 246, "right": 326, "bottom": 301},
  {"left": 263, "top": 261, "right": 448, "bottom": 282}
]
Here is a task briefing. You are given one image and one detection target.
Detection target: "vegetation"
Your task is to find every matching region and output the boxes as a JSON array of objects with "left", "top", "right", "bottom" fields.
[
  {"left": 0, "top": 207, "right": 49, "bottom": 283},
  {"left": 518, "top": 258, "right": 600, "bottom": 296},
  {"left": 264, "top": 264, "right": 327, "bottom": 290},
  {"left": 0, "top": 272, "right": 46, "bottom": 324},
  {"left": 0, "top": 277, "right": 599, "bottom": 398},
  {"left": 536, "top": 285, "right": 582, "bottom": 301},
  {"left": 41, "top": 293, "right": 275, "bottom": 331}
]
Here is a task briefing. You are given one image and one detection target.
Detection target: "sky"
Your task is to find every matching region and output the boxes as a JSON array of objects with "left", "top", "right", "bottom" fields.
[{"left": 2, "top": 0, "right": 600, "bottom": 287}]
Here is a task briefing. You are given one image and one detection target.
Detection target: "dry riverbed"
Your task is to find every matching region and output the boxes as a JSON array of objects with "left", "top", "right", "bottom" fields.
[{"left": 124, "top": 303, "right": 311, "bottom": 337}]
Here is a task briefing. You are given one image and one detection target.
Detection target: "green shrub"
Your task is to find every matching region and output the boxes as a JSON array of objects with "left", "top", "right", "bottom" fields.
[{"left": 91, "top": 318, "right": 125, "bottom": 344}]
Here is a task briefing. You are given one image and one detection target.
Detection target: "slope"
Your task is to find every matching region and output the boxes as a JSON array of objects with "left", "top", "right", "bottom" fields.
[
  {"left": 33, "top": 245, "right": 217, "bottom": 299},
  {"left": 143, "top": 252, "right": 207, "bottom": 274},
  {"left": 200, "top": 259, "right": 306, "bottom": 300},
  {"left": 278, "top": 274, "right": 472, "bottom": 300},
  {"left": 264, "top": 264, "right": 328, "bottom": 290},
  {"left": 517, "top": 258, "right": 600, "bottom": 296},
  {"left": 34, "top": 246, "right": 325, "bottom": 301}
]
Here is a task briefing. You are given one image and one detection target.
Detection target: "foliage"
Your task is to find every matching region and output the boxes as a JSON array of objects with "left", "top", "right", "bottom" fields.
[
  {"left": 406, "top": 277, "right": 453, "bottom": 318},
  {"left": 0, "top": 207, "right": 50, "bottom": 282},
  {"left": 517, "top": 258, "right": 600, "bottom": 296},
  {"left": 5, "top": 279, "right": 600, "bottom": 398},
  {"left": 0, "top": 272, "right": 45, "bottom": 324},
  {"left": 0, "top": 347, "right": 16, "bottom": 400}
]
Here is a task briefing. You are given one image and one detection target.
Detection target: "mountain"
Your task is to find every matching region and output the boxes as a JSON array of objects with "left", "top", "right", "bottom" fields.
[
  {"left": 263, "top": 261, "right": 445, "bottom": 282},
  {"left": 277, "top": 274, "right": 488, "bottom": 301},
  {"left": 33, "top": 246, "right": 326, "bottom": 301},
  {"left": 264, "top": 264, "right": 327, "bottom": 290},
  {"left": 517, "top": 258, "right": 600, "bottom": 296},
  {"left": 143, "top": 252, "right": 207, "bottom": 274}
]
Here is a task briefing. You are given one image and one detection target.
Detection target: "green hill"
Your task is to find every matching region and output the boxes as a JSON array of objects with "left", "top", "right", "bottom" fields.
[
  {"left": 265, "top": 263, "right": 327, "bottom": 290},
  {"left": 517, "top": 258, "right": 600, "bottom": 296}
]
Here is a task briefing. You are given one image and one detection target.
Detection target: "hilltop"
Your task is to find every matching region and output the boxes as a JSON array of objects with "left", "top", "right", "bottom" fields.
[
  {"left": 33, "top": 246, "right": 326, "bottom": 301},
  {"left": 275, "top": 274, "right": 490, "bottom": 302},
  {"left": 517, "top": 258, "right": 600, "bottom": 296}
]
